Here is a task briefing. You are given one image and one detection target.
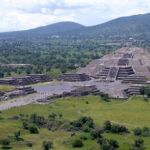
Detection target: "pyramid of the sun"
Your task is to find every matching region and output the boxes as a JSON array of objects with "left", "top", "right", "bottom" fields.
[{"left": 79, "top": 47, "right": 150, "bottom": 80}]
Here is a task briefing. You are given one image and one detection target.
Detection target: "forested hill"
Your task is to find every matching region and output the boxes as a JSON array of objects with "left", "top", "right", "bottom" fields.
[
  {"left": 0, "top": 13, "right": 150, "bottom": 40},
  {"left": 76, "top": 13, "right": 150, "bottom": 39},
  {"left": 0, "top": 22, "right": 85, "bottom": 39}
]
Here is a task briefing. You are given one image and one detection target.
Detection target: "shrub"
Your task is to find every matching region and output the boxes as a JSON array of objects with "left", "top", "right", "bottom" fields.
[
  {"left": 42, "top": 141, "right": 53, "bottom": 150},
  {"left": 143, "top": 86, "right": 150, "bottom": 98},
  {"left": 103, "top": 121, "right": 128, "bottom": 134},
  {"left": 79, "top": 117, "right": 94, "bottom": 128},
  {"left": 22, "top": 121, "right": 29, "bottom": 129},
  {"left": 90, "top": 128, "right": 104, "bottom": 139},
  {"left": 131, "top": 139, "right": 145, "bottom": 150},
  {"left": 0, "top": 138, "right": 10, "bottom": 148},
  {"left": 134, "top": 127, "right": 150, "bottom": 137},
  {"left": 86, "top": 101, "right": 89, "bottom": 104},
  {"left": 26, "top": 142, "right": 33, "bottom": 147},
  {"left": 82, "top": 125, "right": 92, "bottom": 132},
  {"left": 111, "top": 124, "right": 128, "bottom": 133},
  {"left": 58, "top": 113, "right": 63, "bottom": 119},
  {"left": 70, "top": 116, "right": 95, "bottom": 131},
  {"left": 48, "top": 113, "right": 57, "bottom": 121},
  {"left": 143, "top": 95, "right": 149, "bottom": 102},
  {"left": 134, "top": 128, "right": 142, "bottom": 136},
  {"left": 80, "top": 135, "right": 88, "bottom": 140},
  {"left": 99, "top": 138, "right": 119, "bottom": 150},
  {"left": 104, "top": 121, "right": 112, "bottom": 131},
  {"left": 100, "top": 93, "right": 110, "bottom": 102},
  {"left": 109, "top": 139, "right": 119, "bottom": 149},
  {"left": 0, "top": 116, "right": 4, "bottom": 120},
  {"left": 30, "top": 113, "right": 47, "bottom": 127},
  {"left": 28, "top": 125, "right": 39, "bottom": 134},
  {"left": 72, "top": 139, "right": 83, "bottom": 148},
  {"left": 142, "top": 127, "right": 150, "bottom": 137},
  {"left": 14, "top": 131, "right": 21, "bottom": 141}
]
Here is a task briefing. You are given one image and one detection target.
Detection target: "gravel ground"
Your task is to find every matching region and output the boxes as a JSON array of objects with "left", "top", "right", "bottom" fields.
[{"left": 0, "top": 80, "right": 129, "bottom": 111}]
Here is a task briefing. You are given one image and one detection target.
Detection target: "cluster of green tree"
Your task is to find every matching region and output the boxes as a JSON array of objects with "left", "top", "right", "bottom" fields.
[
  {"left": 131, "top": 139, "right": 145, "bottom": 150},
  {"left": 72, "top": 13, "right": 150, "bottom": 41},
  {"left": 22, "top": 113, "right": 64, "bottom": 132},
  {"left": 0, "top": 113, "right": 147, "bottom": 150},
  {"left": 0, "top": 39, "right": 118, "bottom": 78},
  {"left": 69, "top": 118, "right": 146, "bottom": 150},
  {"left": 0, "top": 113, "right": 63, "bottom": 149},
  {"left": 0, "top": 66, "right": 33, "bottom": 78},
  {"left": 68, "top": 117, "right": 120, "bottom": 149},
  {"left": 0, "top": 136, "right": 53, "bottom": 150},
  {"left": 98, "top": 138, "right": 119, "bottom": 150},
  {"left": 104, "top": 120, "right": 129, "bottom": 134},
  {"left": 69, "top": 116, "right": 95, "bottom": 132},
  {"left": 134, "top": 127, "right": 150, "bottom": 137}
]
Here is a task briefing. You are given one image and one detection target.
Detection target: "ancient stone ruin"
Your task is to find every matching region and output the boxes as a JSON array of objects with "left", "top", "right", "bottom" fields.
[
  {"left": 123, "top": 86, "right": 144, "bottom": 97},
  {"left": 61, "top": 73, "right": 91, "bottom": 82},
  {"left": 0, "top": 86, "right": 36, "bottom": 100},
  {"left": 78, "top": 47, "right": 150, "bottom": 80},
  {"left": 0, "top": 74, "right": 52, "bottom": 86},
  {"left": 78, "top": 47, "right": 150, "bottom": 98},
  {"left": 44, "top": 85, "right": 101, "bottom": 101}
]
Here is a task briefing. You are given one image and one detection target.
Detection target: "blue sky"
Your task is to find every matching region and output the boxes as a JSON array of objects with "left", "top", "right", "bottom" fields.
[{"left": 0, "top": 0, "right": 150, "bottom": 32}]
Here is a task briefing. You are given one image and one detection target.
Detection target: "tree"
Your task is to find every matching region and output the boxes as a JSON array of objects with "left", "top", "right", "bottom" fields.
[
  {"left": 90, "top": 128, "right": 103, "bottom": 139},
  {"left": 132, "top": 139, "right": 145, "bottom": 150},
  {"left": 111, "top": 124, "right": 128, "bottom": 133},
  {"left": 134, "top": 128, "right": 142, "bottom": 136},
  {"left": 70, "top": 116, "right": 95, "bottom": 131},
  {"left": 99, "top": 138, "right": 119, "bottom": 150},
  {"left": 109, "top": 139, "right": 119, "bottom": 149},
  {"left": 142, "top": 127, "right": 150, "bottom": 137},
  {"left": 134, "top": 127, "right": 150, "bottom": 137},
  {"left": 47, "top": 68, "right": 62, "bottom": 79},
  {"left": 103, "top": 121, "right": 128, "bottom": 134},
  {"left": 42, "top": 141, "right": 53, "bottom": 150}
]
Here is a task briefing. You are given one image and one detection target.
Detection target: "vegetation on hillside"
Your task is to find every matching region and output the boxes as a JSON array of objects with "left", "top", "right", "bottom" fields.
[
  {"left": 1, "top": 13, "right": 150, "bottom": 78},
  {"left": 0, "top": 96, "right": 150, "bottom": 149},
  {"left": 0, "top": 39, "right": 117, "bottom": 78}
]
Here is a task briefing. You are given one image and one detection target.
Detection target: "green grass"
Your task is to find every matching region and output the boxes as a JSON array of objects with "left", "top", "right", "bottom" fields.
[
  {"left": 0, "top": 85, "right": 15, "bottom": 92},
  {"left": 0, "top": 95, "right": 150, "bottom": 149}
]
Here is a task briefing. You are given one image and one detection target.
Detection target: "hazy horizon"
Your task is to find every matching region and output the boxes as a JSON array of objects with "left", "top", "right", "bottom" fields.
[{"left": 0, "top": 0, "right": 150, "bottom": 32}]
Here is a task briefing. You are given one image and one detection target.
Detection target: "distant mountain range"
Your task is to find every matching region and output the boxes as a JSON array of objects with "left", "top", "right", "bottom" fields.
[{"left": 0, "top": 13, "right": 150, "bottom": 40}]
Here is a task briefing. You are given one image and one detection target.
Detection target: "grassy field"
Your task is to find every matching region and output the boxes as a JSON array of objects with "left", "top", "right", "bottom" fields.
[
  {"left": 0, "top": 85, "right": 15, "bottom": 92},
  {"left": 0, "top": 95, "right": 150, "bottom": 149}
]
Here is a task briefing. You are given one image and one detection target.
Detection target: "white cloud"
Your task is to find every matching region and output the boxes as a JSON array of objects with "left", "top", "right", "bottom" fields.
[{"left": 0, "top": 0, "right": 150, "bottom": 32}]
